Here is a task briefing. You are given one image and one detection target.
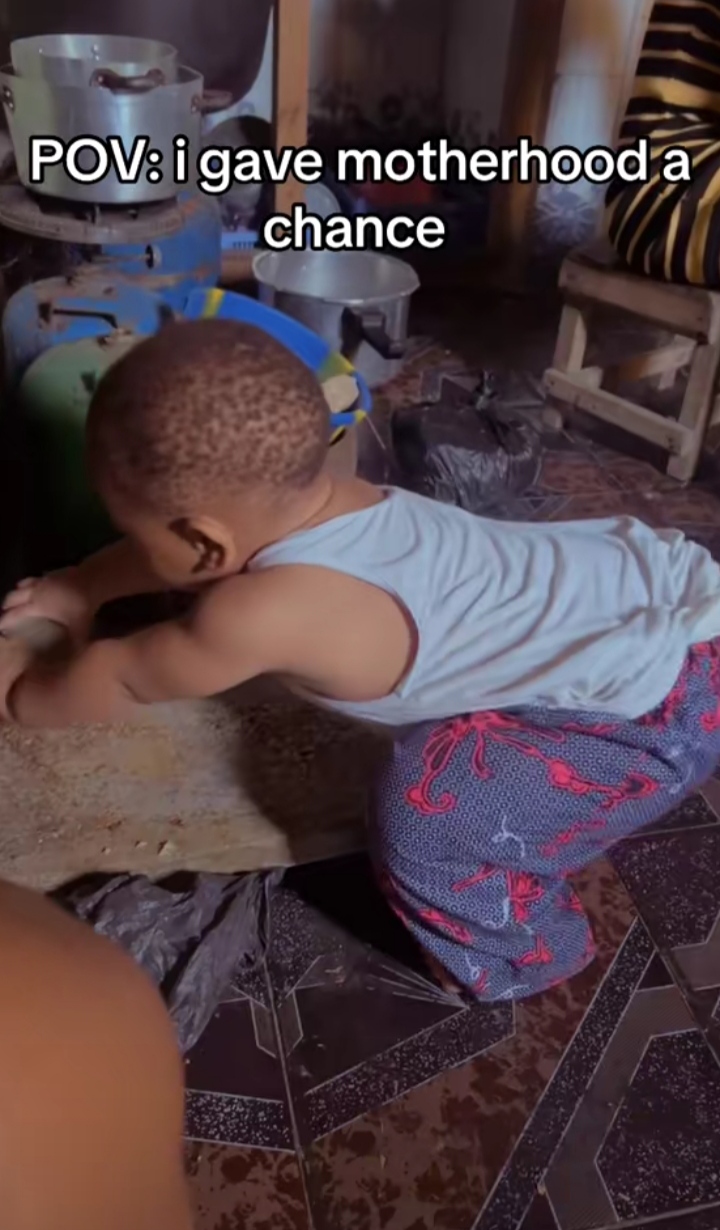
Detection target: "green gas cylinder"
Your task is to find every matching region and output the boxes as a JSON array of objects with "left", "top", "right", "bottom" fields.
[{"left": 18, "top": 333, "right": 141, "bottom": 572}]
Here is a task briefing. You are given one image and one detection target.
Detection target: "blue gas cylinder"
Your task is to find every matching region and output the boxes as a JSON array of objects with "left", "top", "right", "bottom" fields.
[
  {"left": 2, "top": 273, "right": 169, "bottom": 389},
  {"left": 94, "top": 194, "right": 222, "bottom": 311}
]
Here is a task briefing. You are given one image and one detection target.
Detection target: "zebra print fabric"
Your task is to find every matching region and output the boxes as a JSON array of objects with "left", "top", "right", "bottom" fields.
[{"left": 607, "top": 0, "right": 720, "bottom": 286}]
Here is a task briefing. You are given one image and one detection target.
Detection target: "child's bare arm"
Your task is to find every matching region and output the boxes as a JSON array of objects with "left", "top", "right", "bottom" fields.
[
  {"left": 1, "top": 562, "right": 416, "bottom": 728},
  {"left": 0, "top": 540, "right": 170, "bottom": 642},
  {"left": 3, "top": 574, "right": 277, "bottom": 728}
]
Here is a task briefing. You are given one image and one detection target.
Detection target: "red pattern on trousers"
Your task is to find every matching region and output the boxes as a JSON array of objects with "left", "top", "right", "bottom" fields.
[
  {"left": 405, "top": 711, "right": 659, "bottom": 833},
  {"left": 372, "top": 638, "right": 720, "bottom": 1003}
]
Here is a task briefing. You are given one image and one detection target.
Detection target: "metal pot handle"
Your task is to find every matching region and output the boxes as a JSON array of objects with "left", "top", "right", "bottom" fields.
[
  {"left": 193, "top": 90, "right": 233, "bottom": 114},
  {"left": 342, "top": 307, "right": 406, "bottom": 361},
  {"left": 89, "top": 67, "right": 165, "bottom": 92}
]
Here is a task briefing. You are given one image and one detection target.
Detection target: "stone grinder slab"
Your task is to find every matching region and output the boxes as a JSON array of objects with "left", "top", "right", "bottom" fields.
[
  {"left": 0, "top": 683, "right": 385, "bottom": 891},
  {"left": 0, "top": 613, "right": 380, "bottom": 891}
]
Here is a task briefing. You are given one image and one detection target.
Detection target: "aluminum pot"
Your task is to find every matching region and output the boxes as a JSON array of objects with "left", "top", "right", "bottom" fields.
[
  {"left": 253, "top": 250, "right": 420, "bottom": 388},
  {"left": 2, "top": 0, "right": 272, "bottom": 103},
  {"left": 11, "top": 33, "right": 179, "bottom": 87},
  {"left": 0, "top": 64, "right": 204, "bottom": 206}
]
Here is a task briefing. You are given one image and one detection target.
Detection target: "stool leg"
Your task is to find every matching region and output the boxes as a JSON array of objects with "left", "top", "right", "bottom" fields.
[
  {"left": 657, "top": 335, "right": 687, "bottom": 391},
  {"left": 548, "top": 303, "right": 591, "bottom": 430},
  {"left": 553, "top": 303, "right": 589, "bottom": 373},
  {"left": 667, "top": 340, "right": 720, "bottom": 482}
]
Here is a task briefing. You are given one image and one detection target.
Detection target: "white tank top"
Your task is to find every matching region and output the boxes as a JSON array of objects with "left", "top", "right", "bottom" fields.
[{"left": 247, "top": 487, "right": 720, "bottom": 725}]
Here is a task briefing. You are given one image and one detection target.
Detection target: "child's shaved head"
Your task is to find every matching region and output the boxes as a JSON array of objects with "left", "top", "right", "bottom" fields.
[{"left": 87, "top": 319, "right": 330, "bottom": 513}]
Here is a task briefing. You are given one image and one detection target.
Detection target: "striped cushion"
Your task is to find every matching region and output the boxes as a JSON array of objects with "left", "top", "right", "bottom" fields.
[{"left": 607, "top": 0, "right": 720, "bottom": 286}]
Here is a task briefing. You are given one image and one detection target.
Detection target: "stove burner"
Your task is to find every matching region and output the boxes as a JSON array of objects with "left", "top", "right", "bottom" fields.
[{"left": 0, "top": 183, "right": 195, "bottom": 244}]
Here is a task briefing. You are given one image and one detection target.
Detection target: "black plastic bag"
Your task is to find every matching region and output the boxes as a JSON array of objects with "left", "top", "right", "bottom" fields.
[
  {"left": 54, "top": 869, "right": 283, "bottom": 1053},
  {"left": 391, "top": 374, "right": 542, "bottom": 513}
]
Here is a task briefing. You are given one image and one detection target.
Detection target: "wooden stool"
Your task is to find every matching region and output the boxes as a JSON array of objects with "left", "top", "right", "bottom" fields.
[{"left": 543, "top": 243, "right": 720, "bottom": 482}]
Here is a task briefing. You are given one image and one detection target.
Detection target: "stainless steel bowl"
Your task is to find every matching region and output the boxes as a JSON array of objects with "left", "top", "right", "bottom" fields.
[{"left": 253, "top": 250, "right": 420, "bottom": 389}]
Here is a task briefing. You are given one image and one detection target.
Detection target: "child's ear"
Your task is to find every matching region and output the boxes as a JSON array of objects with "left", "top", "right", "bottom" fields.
[{"left": 169, "top": 517, "right": 237, "bottom": 576}]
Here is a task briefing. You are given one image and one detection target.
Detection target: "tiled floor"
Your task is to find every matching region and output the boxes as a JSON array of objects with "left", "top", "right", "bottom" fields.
[{"left": 184, "top": 288, "right": 720, "bottom": 1229}]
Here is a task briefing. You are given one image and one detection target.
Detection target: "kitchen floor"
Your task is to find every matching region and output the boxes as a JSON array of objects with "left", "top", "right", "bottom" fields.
[{"left": 184, "top": 281, "right": 720, "bottom": 1230}]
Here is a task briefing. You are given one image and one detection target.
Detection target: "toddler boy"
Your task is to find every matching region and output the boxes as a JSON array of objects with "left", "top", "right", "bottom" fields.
[{"left": 3, "top": 319, "right": 720, "bottom": 1000}]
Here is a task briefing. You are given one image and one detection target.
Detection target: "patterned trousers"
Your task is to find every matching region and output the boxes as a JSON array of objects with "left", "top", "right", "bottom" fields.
[{"left": 370, "top": 640, "right": 720, "bottom": 1001}]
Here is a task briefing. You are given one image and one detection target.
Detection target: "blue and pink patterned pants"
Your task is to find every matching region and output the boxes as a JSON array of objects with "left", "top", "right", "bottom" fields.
[{"left": 370, "top": 639, "right": 720, "bottom": 1001}]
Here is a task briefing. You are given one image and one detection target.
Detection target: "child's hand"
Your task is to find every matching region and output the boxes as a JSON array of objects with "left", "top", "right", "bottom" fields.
[
  {"left": 0, "top": 636, "right": 32, "bottom": 720},
  {"left": 0, "top": 572, "right": 93, "bottom": 645}
]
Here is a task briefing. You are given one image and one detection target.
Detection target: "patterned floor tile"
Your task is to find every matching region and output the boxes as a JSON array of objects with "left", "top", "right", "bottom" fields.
[
  {"left": 540, "top": 965, "right": 697, "bottom": 1229},
  {"left": 700, "top": 774, "right": 720, "bottom": 814},
  {"left": 596, "top": 452, "right": 668, "bottom": 494},
  {"left": 623, "top": 793, "right": 718, "bottom": 840},
  {"left": 519, "top": 1009, "right": 720, "bottom": 1230},
  {"left": 538, "top": 455, "right": 621, "bottom": 497},
  {"left": 612, "top": 825, "right": 720, "bottom": 952},
  {"left": 597, "top": 1032, "right": 720, "bottom": 1222},
  {"left": 519, "top": 1193, "right": 559, "bottom": 1230},
  {"left": 271, "top": 856, "right": 513, "bottom": 1148},
  {"left": 638, "top": 950, "right": 675, "bottom": 989},
  {"left": 709, "top": 1012, "right": 720, "bottom": 1065},
  {"left": 563, "top": 411, "right": 671, "bottom": 476},
  {"left": 477, "top": 918, "right": 653, "bottom": 1230},
  {"left": 622, "top": 1214, "right": 720, "bottom": 1230},
  {"left": 612, "top": 818, "right": 720, "bottom": 1055},
  {"left": 301, "top": 858, "right": 638, "bottom": 1230},
  {"left": 185, "top": 1142, "right": 309, "bottom": 1230},
  {"left": 184, "top": 968, "right": 295, "bottom": 1151},
  {"left": 649, "top": 486, "right": 720, "bottom": 526}
]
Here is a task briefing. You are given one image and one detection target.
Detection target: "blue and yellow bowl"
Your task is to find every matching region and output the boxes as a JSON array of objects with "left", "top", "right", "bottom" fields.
[{"left": 184, "top": 287, "right": 372, "bottom": 445}]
